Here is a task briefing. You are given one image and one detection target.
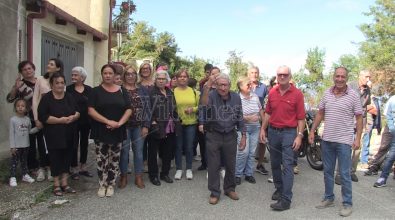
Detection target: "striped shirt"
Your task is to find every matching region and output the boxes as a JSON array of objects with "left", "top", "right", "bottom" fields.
[
  {"left": 240, "top": 92, "right": 262, "bottom": 125},
  {"left": 319, "top": 86, "right": 363, "bottom": 146}
]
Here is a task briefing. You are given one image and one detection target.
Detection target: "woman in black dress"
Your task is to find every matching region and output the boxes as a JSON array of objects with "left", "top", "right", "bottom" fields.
[
  {"left": 66, "top": 66, "right": 93, "bottom": 179},
  {"left": 38, "top": 72, "right": 79, "bottom": 196},
  {"left": 88, "top": 64, "right": 132, "bottom": 198}
]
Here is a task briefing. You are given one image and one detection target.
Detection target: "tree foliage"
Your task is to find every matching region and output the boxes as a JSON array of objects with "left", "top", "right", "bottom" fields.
[
  {"left": 358, "top": 0, "right": 395, "bottom": 95},
  {"left": 331, "top": 54, "right": 361, "bottom": 81},
  {"left": 225, "top": 50, "right": 249, "bottom": 91},
  {"left": 304, "top": 47, "right": 325, "bottom": 81}
]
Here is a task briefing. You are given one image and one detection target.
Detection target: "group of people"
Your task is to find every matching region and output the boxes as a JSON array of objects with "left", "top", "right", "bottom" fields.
[{"left": 6, "top": 58, "right": 395, "bottom": 217}]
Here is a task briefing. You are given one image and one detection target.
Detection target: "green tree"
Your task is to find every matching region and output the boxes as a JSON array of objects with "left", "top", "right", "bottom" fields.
[
  {"left": 304, "top": 47, "right": 326, "bottom": 81},
  {"left": 359, "top": 0, "right": 395, "bottom": 95},
  {"left": 225, "top": 50, "right": 248, "bottom": 91}
]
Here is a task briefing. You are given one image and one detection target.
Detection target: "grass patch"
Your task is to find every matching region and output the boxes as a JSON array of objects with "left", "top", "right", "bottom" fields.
[{"left": 34, "top": 186, "right": 53, "bottom": 204}]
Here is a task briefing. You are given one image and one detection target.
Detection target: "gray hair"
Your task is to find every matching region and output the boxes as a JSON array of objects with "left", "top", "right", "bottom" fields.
[
  {"left": 154, "top": 70, "right": 170, "bottom": 81},
  {"left": 277, "top": 65, "right": 292, "bottom": 75},
  {"left": 216, "top": 73, "right": 231, "bottom": 85},
  {"left": 359, "top": 70, "right": 370, "bottom": 77},
  {"left": 71, "top": 66, "right": 87, "bottom": 81}
]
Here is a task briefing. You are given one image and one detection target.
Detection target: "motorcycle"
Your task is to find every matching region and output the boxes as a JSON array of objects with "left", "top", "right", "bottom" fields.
[{"left": 297, "top": 110, "right": 323, "bottom": 170}]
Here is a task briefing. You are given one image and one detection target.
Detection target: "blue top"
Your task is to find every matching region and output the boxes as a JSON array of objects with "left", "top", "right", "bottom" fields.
[
  {"left": 251, "top": 82, "right": 268, "bottom": 106},
  {"left": 385, "top": 95, "right": 395, "bottom": 133}
]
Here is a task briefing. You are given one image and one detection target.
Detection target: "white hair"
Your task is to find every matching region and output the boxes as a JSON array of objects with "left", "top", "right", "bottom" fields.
[
  {"left": 72, "top": 66, "right": 88, "bottom": 81},
  {"left": 154, "top": 70, "right": 170, "bottom": 81},
  {"left": 277, "top": 65, "right": 292, "bottom": 75},
  {"left": 216, "top": 73, "right": 231, "bottom": 85}
]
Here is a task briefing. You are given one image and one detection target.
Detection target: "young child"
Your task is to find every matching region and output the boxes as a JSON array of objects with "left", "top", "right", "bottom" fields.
[{"left": 9, "top": 99, "right": 35, "bottom": 187}]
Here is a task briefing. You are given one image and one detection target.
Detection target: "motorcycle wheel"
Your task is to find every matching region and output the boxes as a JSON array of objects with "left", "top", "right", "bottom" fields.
[{"left": 306, "top": 136, "right": 323, "bottom": 170}]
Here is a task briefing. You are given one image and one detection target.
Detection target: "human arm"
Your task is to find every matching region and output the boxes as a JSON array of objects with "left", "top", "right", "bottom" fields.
[
  {"left": 353, "top": 114, "right": 363, "bottom": 150},
  {"left": 259, "top": 113, "right": 270, "bottom": 143},
  {"left": 308, "top": 110, "right": 324, "bottom": 144},
  {"left": 292, "top": 119, "right": 305, "bottom": 151}
]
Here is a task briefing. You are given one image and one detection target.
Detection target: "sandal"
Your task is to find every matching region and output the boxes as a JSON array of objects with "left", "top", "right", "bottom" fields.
[
  {"left": 71, "top": 173, "right": 80, "bottom": 180},
  {"left": 61, "top": 185, "right": 76, "bottom": 194},
  {"left": 79, "top": 171, "right": 93, "bottom": 177},
  {"left": 53, "top": 186, "right": 63, "bottom": 196}
]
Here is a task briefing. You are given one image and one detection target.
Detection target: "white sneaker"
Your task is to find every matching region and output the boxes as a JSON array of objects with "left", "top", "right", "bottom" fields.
[
  {"left": 186, "top": 169, "right": 193, "bottom": 180},
  {"left": 9, "top": 177, "right": 17, "bottom": 187},
  {"left": 36, "top": 168, "right": 45, "bottom": 182},
  {"left": 106, "top": 186, "right": 114, "bottom": 197},
  {"left": 22, "top": 174, "right": 35, "bottom": 183},
  {"left": 220, "top": 169, "right": 226, "bottom": 179},
  {"left": 98, "top": 186, "right": 106, "bottom": 198},
  {"left": 174, "top": 170, "right": 183, "bottom": 180},
  {"left": 47, "top": 169, "right": 53, "bottom": 182}
]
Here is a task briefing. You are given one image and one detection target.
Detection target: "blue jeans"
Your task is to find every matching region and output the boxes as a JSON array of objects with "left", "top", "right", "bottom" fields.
[
  {"left": 175, "top": 125, "right": 196, "bottom": 170},
  {"left": 120, "top": 127, "right": 145, "bottom": 175},
  {"left": 322, "top": 140, "right": 352, "bottom": 206},
  {"left": 379, "top": 133, "right": 395, "bottom": 180},
  {"left": 236, "top": 124, "right": 260, "bottom": 177},
  {"left": 361, "top": 124, "right": 373, "bottom": 164},
  {"left": 268, "top": 127, "right": 296, "bottom": 203}
]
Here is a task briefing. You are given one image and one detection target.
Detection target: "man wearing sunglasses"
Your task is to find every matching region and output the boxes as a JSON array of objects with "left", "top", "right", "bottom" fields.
[{"left": 260, "top": 65, "right": 305, "bottom": 211}]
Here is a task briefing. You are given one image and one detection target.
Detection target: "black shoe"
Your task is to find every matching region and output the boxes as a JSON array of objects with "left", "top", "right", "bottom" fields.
[
  {"left": 271, "top": 189, "right": 281, "bottom": 200},
  {"left": 160, "top": 175, "right": 173, "bottom": 183},
  {"left": 245, "top": 176, "right": 256, "bottom": 184},
  {"left": 270, "top": 199, "right": 290, "bottom": 211},
  {"left": 150, "top": 176, "right": 161, "bottom": 186},
  {"left": 197, "top": 165, "right": 207, "bottom": 171},
  {"left": 335, "top": 175, "right": 341, "bottom": 185},
  {"left": 364, "top": 169, "right": 378, "bottom": 176},
  {"left": 235, "top": 177, "right": 241, "bottom": 185},
  {"left": 256, "top": 164, "right": 269, "bottom": 175},
  {"left": 351, "top": 173, "right": 359, "bottom": 182}
]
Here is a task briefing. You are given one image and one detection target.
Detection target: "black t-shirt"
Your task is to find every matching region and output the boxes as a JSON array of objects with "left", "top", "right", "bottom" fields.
[
  {"left": 66, "top": 84, "right": 92, "bottom": 125},
  {"left": 88, "top": 85, "right": 131, "bottom": 144},
  {"left": 38, "top": 92, "right": 78, "bottom": 149}
]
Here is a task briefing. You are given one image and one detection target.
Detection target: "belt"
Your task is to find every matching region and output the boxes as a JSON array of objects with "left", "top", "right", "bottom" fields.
[{"left": 269, "top": 125, "right": 296, "bottom": 131}]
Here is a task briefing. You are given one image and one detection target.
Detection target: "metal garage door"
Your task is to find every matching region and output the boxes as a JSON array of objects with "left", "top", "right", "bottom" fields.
[{"left": 41, "top": 32, "right": 83, "bottom": 85}]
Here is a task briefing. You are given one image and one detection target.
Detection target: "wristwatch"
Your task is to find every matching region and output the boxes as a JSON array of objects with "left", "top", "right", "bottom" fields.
[{"left": 297, "top": 132, "right": 304, "bottom": 138}]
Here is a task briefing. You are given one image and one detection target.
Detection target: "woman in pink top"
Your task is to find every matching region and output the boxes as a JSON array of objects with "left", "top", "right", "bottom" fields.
[{"left": 32, "top": 58, "right": 63, "bottom": 182}]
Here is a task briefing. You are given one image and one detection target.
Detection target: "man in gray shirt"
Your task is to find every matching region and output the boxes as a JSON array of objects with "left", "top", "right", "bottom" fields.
[{"left": 201, "top": 71, "right": 246, "bottom": 205}]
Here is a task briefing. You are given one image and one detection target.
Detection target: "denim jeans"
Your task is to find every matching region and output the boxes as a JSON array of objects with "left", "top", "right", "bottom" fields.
[
  {"left": 236, "top": 124, "right": 260, "bottom": 177},
  {"left": 379, "top": 134, "right": 395, "bottom": 180},
  {"left": 322, "top": 140, "right": 352, "bottom": 207},
  {"left": 120, "top": 126, "right": 145, "bottom": 175},
  {"left": 176, "top": 125, "right": 196, "bottom": 170},
  {"left": 268, "top": 127, "right": 296, "bottom": 203},
  {"left": 361, "top": 124, "right": 373, "bottom": 164}
]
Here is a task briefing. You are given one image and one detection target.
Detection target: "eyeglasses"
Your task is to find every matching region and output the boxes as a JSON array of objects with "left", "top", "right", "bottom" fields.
[{"left": 277, "top": 74, "right": 289, "bottom": 78}]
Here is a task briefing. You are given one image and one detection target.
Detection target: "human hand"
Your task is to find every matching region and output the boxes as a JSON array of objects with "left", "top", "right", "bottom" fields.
[
  {"left": 239, "top": 135, "right": 246, "bottom": 151},
  {"left": 292, "top": 136, "right": 302, "bottom": 151},
  {"left": 352, "top": 139, "right": 360, "bottom": 150},
  {"left": 198, "top": 125, "right": 204, "bottom": 133},
  {"left": 259, "top": 128, "right": 267, "bottom": 143},
  {"left": 35, "top": 120, "right": 43, "bottom": 129},
  {"left": 10, "top": 148, "right": 17, "bottom": 156},
  {"left": 184, "top": 107, "right": 194, "bottom": 115},
  {"left": 308, "top": 132, "right": 315, "bottom": 144},
  {"left": 141, "top": 127, "right": 148, "bottom": 138}
]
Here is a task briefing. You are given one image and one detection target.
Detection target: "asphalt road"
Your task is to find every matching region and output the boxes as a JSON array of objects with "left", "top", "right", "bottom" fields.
[{"left": 16, "top": 154, "right": 395, "bottom": 220}]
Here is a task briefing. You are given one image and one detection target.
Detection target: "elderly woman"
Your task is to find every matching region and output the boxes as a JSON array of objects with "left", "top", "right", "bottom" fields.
[
  {"left": 88, "top": 64, "right": 132, "bottom": 197},
  {"left": 148, "top": 70, "right": 180, "bottom": 186},
  {"left": 66, "top": 67, "right": 93, "bottom": 179},
  {"left": 119, "top": 65, "right": 150, "bottom": 189},
  {"left": 235, "top": 76, "right": 264, "bottom": 185},
  {"left": 32, "top": 58, "right": 64, "bottom": 182},
  {"left": 173, "top": 69, "right": 199, "bottom": 180},
  {"left": 38, "top": 72, "right": 80, "bottom": 196}
]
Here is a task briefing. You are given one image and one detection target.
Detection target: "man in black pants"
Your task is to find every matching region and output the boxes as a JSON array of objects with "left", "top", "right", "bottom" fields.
[{"left": 201, "top": 71, "right": 246, "bottom": 205}]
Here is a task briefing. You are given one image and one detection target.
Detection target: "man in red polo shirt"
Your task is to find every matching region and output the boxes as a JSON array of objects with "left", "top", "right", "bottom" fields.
[{"left": 260, "top": 65, "right": 305, "bottom": 211}]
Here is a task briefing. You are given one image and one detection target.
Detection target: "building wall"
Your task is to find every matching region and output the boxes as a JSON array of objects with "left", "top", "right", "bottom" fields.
[
  {"left": 0, "top": 0, "right": 21, "bottom": 147},
  {"left": 0, "top": 0, "right": 110, "bottom": 148}
]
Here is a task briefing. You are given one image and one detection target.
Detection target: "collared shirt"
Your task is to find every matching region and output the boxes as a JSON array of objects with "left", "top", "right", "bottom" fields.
[
  {"left": 319, "top": 86, "right": 363, "bottom": 146},
  {"left": 348, "top": 81, "right": 371, "bottom": 117},
  {"left": 265, "top": 84, "right": 305, "bottom": 128},
  {"left": 205, "top": 90, "right": 245, "bottom": 133},
  {"left": 251, "top": 82, "right": 268, "bottom": 106}
]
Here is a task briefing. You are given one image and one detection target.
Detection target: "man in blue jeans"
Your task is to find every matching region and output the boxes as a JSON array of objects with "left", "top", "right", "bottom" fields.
[
  {"left": 260, "top": 65, "right": 305, "bottom": 211},
  {"left": 373, "top": 95, "right": 395, "bottom": 187},
  {"left": 309, "top": 67, "right": 363, "bottom": 217}
]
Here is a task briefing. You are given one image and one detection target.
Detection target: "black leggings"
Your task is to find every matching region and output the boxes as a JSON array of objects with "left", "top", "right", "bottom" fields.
[
  {"left": 27, "top": 130, "right": 50, "bottom": 169},
  {"left": 71, "top": 124, "right": 90, "bottom": 166}
]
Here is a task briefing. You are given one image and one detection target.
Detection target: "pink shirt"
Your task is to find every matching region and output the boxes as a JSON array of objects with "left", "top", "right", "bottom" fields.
[{"left": 32, "top": 76, "right": 51, "bottom": 121}]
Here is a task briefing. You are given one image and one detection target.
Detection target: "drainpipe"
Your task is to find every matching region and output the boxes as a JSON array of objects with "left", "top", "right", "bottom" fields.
[
  {"left": 108, "top": 0, "right": 112, "bottom": 62},
  {"left": 27, "top": 2, "right": 47, "bottom": 62}
]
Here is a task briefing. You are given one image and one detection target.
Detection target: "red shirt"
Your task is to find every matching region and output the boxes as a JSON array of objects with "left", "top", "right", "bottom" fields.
[{"left": 265, "top": 84, "right": 305, "bottom": 128}]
